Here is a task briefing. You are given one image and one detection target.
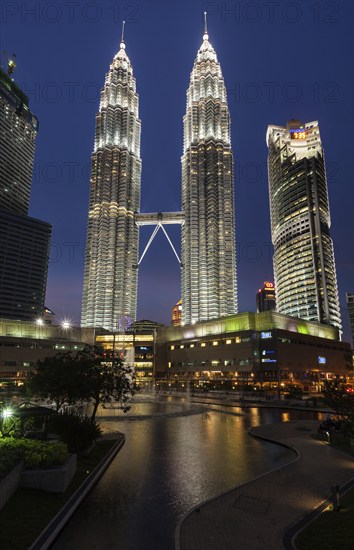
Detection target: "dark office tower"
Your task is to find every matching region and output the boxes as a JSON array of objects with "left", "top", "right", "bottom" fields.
[
  {"left": 0, "top": 211, "right": 51, "bottom": 320},
  {"left": 81, "top": 29, "right": 142, "bottom": 331},
  {"left": 181, "top": 15, "right": 237, "bottom": 325},
  {"left": 0, "top": 66, "right": 51, "bottom": 321},
  {"left": 267, "top": 120, "right": 341, "bottom": 331},
  {"left": 0, "top": 67, "right": 38, "bottom": 214},
  {"left": 256, "top": 282, "right": 276, "bottom": 313},
  {"left": 346, "top": 293, "right": 354, "bottom": 347}
]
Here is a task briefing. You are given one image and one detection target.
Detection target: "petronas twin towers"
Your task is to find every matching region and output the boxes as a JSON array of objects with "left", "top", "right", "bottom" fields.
[
  {"left": 181, "top": 25, "right": 237, "bottom": 324},
  {"left": 81, "top": 29, "right": 141, "bottom": 331},
  {"left": 81, "top": 18, "right": 237, "bottom": 331}
]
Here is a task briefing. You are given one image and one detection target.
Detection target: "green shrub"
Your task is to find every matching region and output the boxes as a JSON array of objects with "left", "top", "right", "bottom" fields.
[
  {"left": 0, "top": 445, "right": 23, "bottom": 480},
  {"left": 23, "top": 441, "right": 68, "bottom": 469},
  {"left": 48, "top": 412, "right": 102, "bottom": 453},
  {"left": 0, "top": 439, "right": 68, "bottom": 477}
]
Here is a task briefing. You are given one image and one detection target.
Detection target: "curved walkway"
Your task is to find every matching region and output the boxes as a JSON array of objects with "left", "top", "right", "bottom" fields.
[{"left": 176, "top": 420, "right": 354, "bottom": 550}]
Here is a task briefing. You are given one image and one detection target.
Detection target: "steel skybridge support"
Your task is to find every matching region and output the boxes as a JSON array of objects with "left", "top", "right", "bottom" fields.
[{"left": 135, "top": 211, "right": 184, "bottom": 266}]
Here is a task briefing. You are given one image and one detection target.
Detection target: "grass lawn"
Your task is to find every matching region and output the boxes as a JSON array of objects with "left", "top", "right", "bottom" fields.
[
  {"left": 295, "top": 487, "right": 354, "bottom": 550},
  {"left": 0, "top": 438, "right": 118, "bottom": 550},
  {"left": 295, "top": 432, "right": 354, "bottom": 550}
]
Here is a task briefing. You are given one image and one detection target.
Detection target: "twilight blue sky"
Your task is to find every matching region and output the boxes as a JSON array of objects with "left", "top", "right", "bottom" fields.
[{"left": 1, "top": 1, "right": 353, "bottom": 340}]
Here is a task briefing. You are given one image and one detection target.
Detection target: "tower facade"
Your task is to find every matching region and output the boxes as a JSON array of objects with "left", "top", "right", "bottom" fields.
[
  {"left": 267, "top": 120, "right": 341, "bottom": 330},
  {"left": 0, "top": 67, "right": 51, "bottom": 321},
  {"left": 256, "top": 282, "right": 276, "bottom": 313},
  {"left": 346, "top": 293, "right": 354, "bottom": 347},
  {"left": 81, "top": 33, "right": 142, "bottom": 331},
  {"left": 0, "top": 67, "right": 38, "bottom": 215},
  {"left": 181, "top": 19, "right": 237, "bottom": 325}
]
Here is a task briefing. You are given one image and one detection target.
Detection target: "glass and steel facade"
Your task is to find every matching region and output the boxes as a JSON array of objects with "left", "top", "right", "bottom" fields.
[
  {"left": 256, "top": 282, "right": 276, "bottom": 313},
  {"left": 346, "top": 293, "right": 354, "bottom": 347},
  {"left": 0, "top": 68, "right": 38, "bottom": 215},
  {"left": 0, "top": 68, "right": 51, "bottom": 321},
  {"left": 81, "top": 37, "right": 142, "bottom": 331},
  {"left": 181, "top": 26, "right": 237, "bottom": 325},
  {"left": 267, "top": 120, "right": 341, "bottom": 331}
]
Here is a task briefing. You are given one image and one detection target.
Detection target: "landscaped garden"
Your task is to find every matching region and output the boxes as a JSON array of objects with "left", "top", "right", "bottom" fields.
[{"left": 0, "top": 344, "right": 135, "bottom": 549}]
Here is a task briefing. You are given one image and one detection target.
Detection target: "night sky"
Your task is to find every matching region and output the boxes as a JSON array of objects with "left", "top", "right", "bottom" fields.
[{"left": 1, "top": 1, "right": 353, "bottom": 340}]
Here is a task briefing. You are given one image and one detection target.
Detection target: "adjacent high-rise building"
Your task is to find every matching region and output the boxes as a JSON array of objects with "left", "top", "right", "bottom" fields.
[
  {"left": 346, "top": 293, "right": 354, "bottom": 347},
  {"left": 266, "top": 120, "right": 341, "bottom": 330},
  {"left": 256, "top": 281, "right": 276, "bottom": 313},
  {"left": 171, "top": 299, "right": 182, "bottom": 327},
  {"left": 0, "top": 67, "right": 38, "bottom": 215},
  {"left": 181, "top": 16, "right": 237, "bottom": 325},
  {"left": 81, "top": 29, "right": 142, "bottom": 331},
  {"left": 0, "top": 66, "right": 51, "bottom": 321}
]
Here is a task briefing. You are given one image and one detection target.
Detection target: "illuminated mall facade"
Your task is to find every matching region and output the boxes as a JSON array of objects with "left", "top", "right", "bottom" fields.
[{"left": 1, "top": 313, "right": 352, "bottom": 393}]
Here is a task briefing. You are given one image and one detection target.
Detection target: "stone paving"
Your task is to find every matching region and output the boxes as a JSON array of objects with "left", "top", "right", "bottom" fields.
[{"left": 177, "top": 420, "right": 354, "bottom": 550}]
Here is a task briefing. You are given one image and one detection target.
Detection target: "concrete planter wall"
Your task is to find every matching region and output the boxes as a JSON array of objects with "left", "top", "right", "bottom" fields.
[
  {"left": 0, "top": 461, "right": 23, "bottom": 510},
  {"left": 20, "top": 454, "right": 77, "bottom": 493}
]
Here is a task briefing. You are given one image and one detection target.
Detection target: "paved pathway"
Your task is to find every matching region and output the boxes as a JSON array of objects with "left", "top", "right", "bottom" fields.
[{"left": 177, "top": 420, "right": 354, "bottom": 550}]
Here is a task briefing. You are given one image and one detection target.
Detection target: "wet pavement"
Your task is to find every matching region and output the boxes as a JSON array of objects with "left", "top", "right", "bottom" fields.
[{"left": 51, "top": 397, "right": 323, "bottom": 550}]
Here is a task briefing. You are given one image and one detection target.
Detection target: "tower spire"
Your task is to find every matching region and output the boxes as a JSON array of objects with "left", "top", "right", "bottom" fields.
[
  {"left": 203, "top": 11, "right": 208, "bottom": 40},
  {"left": 120, "top": 20, "right": 126, "bottom": 49}
]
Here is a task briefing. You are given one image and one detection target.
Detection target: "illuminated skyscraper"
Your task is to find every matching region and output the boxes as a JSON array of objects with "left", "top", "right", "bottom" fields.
[
  {"left": 256, "top": 282, "right": 276, "bottom": 313},
  {"left": 81, "top": 27, "right": 141, "bottom": 331},
  {"left": 346, "top": 293, "right": 354, "bottom": 347},
  {"left": 0, "top": 67, "right": 38, "bottom": 215},
  {"left": 171, "top": 299, "right": 182, "bottom": 327},
  {"left": 181, "top": 15, "right": 237, "bottom": 324},
  {"left": 266, "top": 120, "right": 341, "bottom": 330},
  {"left": 0, "top": 66, "right": 51, "bottom": 321}
]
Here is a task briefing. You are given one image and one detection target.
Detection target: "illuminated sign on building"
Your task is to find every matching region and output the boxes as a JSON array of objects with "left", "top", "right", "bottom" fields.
[
  {"left": 290, "top": 129, "right": 307, "bottom": 140},
  {"left": 264, "top": 282, "right": 274, "bottom": 289},
  {"left": 318, "top": 356, "right": 326, "bottom": 364},
  {"left": 261, "top": 332, "right": 272, "bottom": 339}
]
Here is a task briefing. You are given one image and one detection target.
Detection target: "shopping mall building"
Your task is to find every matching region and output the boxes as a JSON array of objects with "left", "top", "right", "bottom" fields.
[{"left": 0, "top": 312, "right": 352, "bottom": 393}]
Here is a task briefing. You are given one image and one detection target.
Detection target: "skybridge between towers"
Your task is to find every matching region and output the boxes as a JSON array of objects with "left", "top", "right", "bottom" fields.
[{"left": 135, "top": 212, "right": 185, "bottom": 266}]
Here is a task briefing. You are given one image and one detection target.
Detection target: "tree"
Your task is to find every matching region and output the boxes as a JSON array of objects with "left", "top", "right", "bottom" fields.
[
  {"left": 28, "top": 351, "right": 86, "bottom": 411},
  {"left": 77, "top": 345, "right": 136, "bottom": 421},
  {"left": 27, "top": 345, "right": 136, "bottom": 421},
  {"left": 322, "top": 379, "right": 354, "bottom": 434}
]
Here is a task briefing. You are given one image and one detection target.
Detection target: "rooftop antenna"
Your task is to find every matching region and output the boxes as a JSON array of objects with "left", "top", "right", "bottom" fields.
[
  {"left": 120, "top": 20, "right": 126, "bottom": 49},
  {"left": 2, "top": 52, "right": 16, "bottom": 76},
  {"left": 203, "top": 11, "right": 208, "bottom": 40}
]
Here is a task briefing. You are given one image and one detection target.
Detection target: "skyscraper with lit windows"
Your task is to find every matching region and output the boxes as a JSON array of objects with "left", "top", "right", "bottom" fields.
[
  {"left": 346, "top": 293, "right": 354, "bottom": 347},
  {"left": 181, "top": 16, "right": 237, "bottom": 325},
  {"left": 266, "top": 120, "right": 341, "bottom": 331},
  {"left": 0, "top": 66, "right": 51, "bottom": 321},
  {"left": 81, "top": 29, "right": 141, "bottom": 331},
  {"left": 256, "top": 282, "right": 276, "bottom": 313}
]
